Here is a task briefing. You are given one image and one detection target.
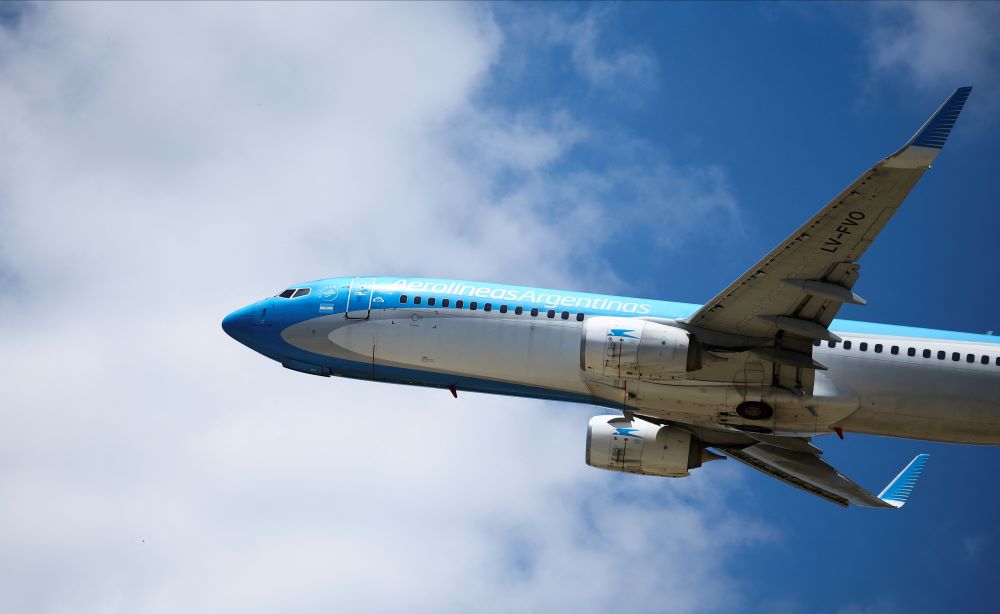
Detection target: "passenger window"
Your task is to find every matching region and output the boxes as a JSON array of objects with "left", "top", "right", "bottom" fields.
[
  {"left": 966, "top": 353, "right": 975, "bottom": 363},
  {"left": 455, "top": 299, "right": 464, "bottom": 309},
  {"left": 428, "top": 297, "right": 436, "bottom": 306},
  {"left": 996, "top": 357, "right": 1000, "bottom": 366},
  {"left": 813, "top": 339, "right": 821, "bottom": 347},
  {"left": 500, "top": 305, "right": 508, "bottom": 314},
  {"left": 576, "top": 313, "right": 584, "bottom": 322},
  {"left": 891, "top": 346, "right": 899, "bottom": 355},
  {"left": 908, "top": 348, "right": 916, "bottom": 357},
  {"left": 530, "top": 308, "right": 539, "bottom": 317},
  {"left": 561, "top": 311, "right": 569, "bottom": 320},
  {"left": 414, "top": 296, "right": 422, "bottom": 305},
  {"left": 279, "top": 289, "right": 295, "bottom": 298},
  {"left": 952, "top": 352, "right": 960, "bottom": 361},
  {"left": 844, "top": 341, "right": 852, "bottom": 350},
  {"left": 547, "top": 309, "right": 556, "bottom": 318},
  {"left": 827, "top": 341, "right": 837, "bottom": 348},
  {"left": 859, "top": 342, "right": 868, "bottom": 352},
  {"left": 470, "top": 301, "right": 478, "bottom": 310},
  {"left": 484, "top": 303, "right": 492, "bottom": 312},
  {"left": 938, "top": 351, "right": 945, "bottom": 360},
  {"left": 874, "top": 344, "right": 883, "bottom": 353},
  {"left": 442, "top": 298, "right": 450, "bottom": 307},
  {"left": 400, "top": 295, "right": 408, "bottom": 304},
  {"left": 292, "top": 288, "right": 310, "bottom": 298},
  {"left": 515, "top": 306, "right": 523, "bottom": 315},
  {"left": 981, "top": 355, "right": 989, "bottom": 365}
]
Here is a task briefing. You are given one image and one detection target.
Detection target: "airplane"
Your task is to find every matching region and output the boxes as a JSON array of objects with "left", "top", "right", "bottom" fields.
[{"left": 223, "top": 86, "right": 997, "bottom": 508}]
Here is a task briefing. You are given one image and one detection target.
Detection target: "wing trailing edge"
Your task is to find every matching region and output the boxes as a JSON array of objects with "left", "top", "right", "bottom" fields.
[{"left": 719, "top": 443, "right": 930, "bottom": 508}]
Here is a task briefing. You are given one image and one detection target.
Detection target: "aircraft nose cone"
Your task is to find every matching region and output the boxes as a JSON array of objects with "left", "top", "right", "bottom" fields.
[{"left": 222, "top": 305, "right": 255, "bottom": 346}]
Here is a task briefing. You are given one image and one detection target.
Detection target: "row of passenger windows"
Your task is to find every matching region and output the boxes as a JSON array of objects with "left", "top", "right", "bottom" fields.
[
  {"left": 814, "top": 338, "right": 1000, "bottom": 366},
  {"left": 277, "top": 287, "right": 311, "bottom": 299},
  {"left": 399, "top": 295, "right": 586, "bottom": 322}
]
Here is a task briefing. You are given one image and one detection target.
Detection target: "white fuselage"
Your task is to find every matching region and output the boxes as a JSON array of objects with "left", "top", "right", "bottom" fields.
[{"left": 275, "top": 277, "right": 1000, "bottom": 445}]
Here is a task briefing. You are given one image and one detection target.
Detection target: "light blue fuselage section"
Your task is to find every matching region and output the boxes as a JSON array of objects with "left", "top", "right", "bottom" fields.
[{"left": 226, "top": 276, "right": 1000, "bottom": 445}]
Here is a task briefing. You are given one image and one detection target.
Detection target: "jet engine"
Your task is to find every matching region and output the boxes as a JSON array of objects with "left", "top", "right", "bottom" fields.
[
  {"left": 585, "top": 415, "right": 723, "bottom": 478},
  {"left": 580, "top": 316, "right": 701, "bottom": 381}
]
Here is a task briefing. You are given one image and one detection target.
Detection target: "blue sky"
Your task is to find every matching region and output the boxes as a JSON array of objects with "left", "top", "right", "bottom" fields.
[
  {"left": 484, "top": 4, "right": 1000, "bottom": 611},
  {"left": 0, "top": 3, "right": 997, "bottom": 613}
]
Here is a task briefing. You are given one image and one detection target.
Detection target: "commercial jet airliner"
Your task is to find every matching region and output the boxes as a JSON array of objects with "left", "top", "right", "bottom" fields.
[{"left": 223, "top": 87, "right": 997, "bottom": 508}]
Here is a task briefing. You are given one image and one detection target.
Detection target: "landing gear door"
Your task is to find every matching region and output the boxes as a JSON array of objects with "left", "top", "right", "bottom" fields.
[{"left": 346, "top": 277, "right": 376, "bottom": 319}]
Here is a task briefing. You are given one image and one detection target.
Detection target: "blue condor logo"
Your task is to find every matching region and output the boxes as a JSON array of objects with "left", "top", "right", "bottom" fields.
[
  {"left": 608, "top": 329, "right": 638, "bottom": 339},
  {"left": 613, "top": 427, "right": 641, "bottom": 438}
]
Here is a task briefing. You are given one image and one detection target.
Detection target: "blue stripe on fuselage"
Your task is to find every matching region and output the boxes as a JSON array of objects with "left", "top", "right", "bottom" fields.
[{"left": 288, "top": 276, "right": 1000, "bottom": 345}]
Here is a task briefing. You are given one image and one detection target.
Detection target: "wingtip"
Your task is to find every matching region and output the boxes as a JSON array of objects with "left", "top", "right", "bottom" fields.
[
  {"left": 909, "top": 87, "right": 972, "bottom": 150},
  {"left": 885, "top": 87, "right": 972, "bottom": 168},
  {"left": 877, "top": 453, "right": 930, "bottom": 509}
]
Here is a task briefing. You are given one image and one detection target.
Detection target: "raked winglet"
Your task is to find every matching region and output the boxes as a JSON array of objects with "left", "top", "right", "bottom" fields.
[
  {"left": 877, "top": 454, "right": 930, "bottom": 509},
  {"left": 885, "top": 86, "right": 972, "bottom": 169}
]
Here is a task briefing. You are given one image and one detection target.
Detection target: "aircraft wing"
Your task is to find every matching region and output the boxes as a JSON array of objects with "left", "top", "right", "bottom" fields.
[
  {"left": 686, "top": 87, "right": 972, "bottom": 378},
  {"left": 717, "top": 442, "right": 929, "bottom": 508}
]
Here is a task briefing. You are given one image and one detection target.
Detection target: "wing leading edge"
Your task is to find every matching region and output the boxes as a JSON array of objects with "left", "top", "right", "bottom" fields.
[
  {"left": 685, "top": 87, "right": 972, "bottom": 377},
  {"left": 671, "top": 88, "right": 966, "bottom": 507}
]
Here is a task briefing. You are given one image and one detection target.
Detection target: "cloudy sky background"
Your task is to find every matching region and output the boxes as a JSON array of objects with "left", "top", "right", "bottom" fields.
[{"left": 1, "top": 3, "right": 998, "bottom": 612}]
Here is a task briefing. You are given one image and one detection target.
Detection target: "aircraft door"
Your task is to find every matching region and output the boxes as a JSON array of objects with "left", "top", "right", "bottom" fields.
[{"left": 346, "top": 277, "right": 376, "bottom": 319}]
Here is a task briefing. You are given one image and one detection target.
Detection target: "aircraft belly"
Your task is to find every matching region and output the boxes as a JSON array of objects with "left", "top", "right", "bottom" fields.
[
  {"left": 279, "top": 313, "right": 1000, "bottom": 443},
  {"left": 624, "top": 379, "right": 852, "bottom": 435},
  {"left": 371, "top": 313, "right": 590, "bottom": 394},
  {"left": 826, "top": 354, "right": 1000, "bottom": 444},
  {"left": 280, "top": 314, "right": 374, "bottom": 364},
  {"left": 327, "top": 319, "right": 376, "bottom": 359},
  {"left": 632, "top": 381, "right": 732, "bottom": 426}
]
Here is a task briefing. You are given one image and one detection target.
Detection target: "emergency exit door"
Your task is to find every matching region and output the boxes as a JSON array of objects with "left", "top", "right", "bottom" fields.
[{"left": 346, "top": 277, "right": 375, "bottom": 319}]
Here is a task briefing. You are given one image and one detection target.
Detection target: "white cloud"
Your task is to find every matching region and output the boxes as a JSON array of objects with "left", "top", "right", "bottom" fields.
[
  {"left": 867, "top": 3, "right": 1000, "bottom": 95},
  {"left": 554, "top": 10, "right": 657, "bottom": 89},
  {"left": 497, "top": 5, "right": 657, "bottom": 92},
  {"left": 0, "top": 4, "right": 752, "bottom": 613}
]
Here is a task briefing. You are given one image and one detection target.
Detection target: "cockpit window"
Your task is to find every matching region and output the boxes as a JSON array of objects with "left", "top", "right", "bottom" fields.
[{"left": 277, "top": 288, "right": 311, "bottom": 299}]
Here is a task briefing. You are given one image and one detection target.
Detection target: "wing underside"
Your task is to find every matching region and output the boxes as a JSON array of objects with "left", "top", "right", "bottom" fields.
[
  {"left": 681, "top": 87, "right": 972, "bottom": 395},
  {"left": 661, "top": 89, "right": 968, "bottom": 506},
  {"left": 717, "top": 443, "right": 929, "bottom": 508},
  {"left": 719, "top": 443, "right": 888, "bottom": 507}
]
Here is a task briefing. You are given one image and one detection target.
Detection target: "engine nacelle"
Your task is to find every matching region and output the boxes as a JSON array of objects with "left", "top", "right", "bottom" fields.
[
  {"left": 581, "top": 316, "right": 699, "bottom": 381},
  {"left": 585, "top": 415, "right": 721, "bottom": 477}
]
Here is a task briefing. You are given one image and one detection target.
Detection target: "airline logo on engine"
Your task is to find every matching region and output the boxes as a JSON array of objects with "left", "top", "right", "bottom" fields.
[
  {"left": 613, "top": 427, "right": 641, "bottom": 438},
  {"left": 608, "top": 328, "right": 638, "bottom": 339}
]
